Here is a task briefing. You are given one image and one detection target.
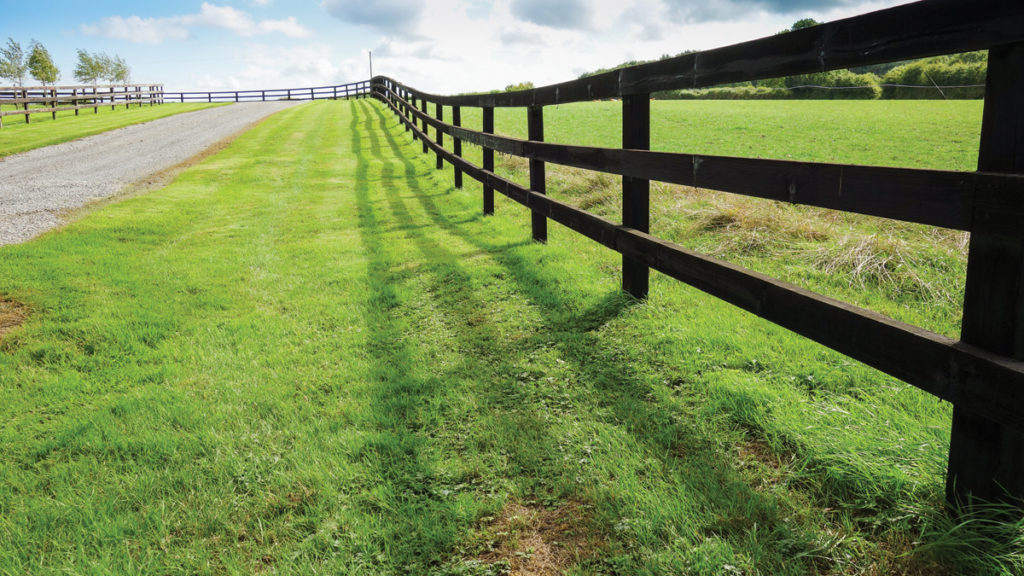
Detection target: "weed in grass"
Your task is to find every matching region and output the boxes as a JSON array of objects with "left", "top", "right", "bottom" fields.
[
  {"left": 468, "top": 500, "right": 597, "bottom": 576},
  {"left": 0, "top": 297, "right": 28, "bottom": 339}
]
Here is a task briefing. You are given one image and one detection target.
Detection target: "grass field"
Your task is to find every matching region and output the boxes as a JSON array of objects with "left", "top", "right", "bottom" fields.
[
  {"left": 0, "top": 99, "right": 1020, "bottom": 575},
  {"left": 0, "top": 103, "right": 225, "bottom": 157}
]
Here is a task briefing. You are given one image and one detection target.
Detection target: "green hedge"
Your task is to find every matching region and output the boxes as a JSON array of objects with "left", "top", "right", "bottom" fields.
[
  {"left": 654, "top": 52, "right": 986, "bottom": 100},
  {"left": 881, "top": 52, "right": 986, "bottom": 99}
]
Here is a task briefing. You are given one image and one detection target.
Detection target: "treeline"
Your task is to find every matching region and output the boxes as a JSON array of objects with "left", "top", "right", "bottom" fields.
[
  {"left": 659, "top": 51, "right": 985, "bottom": 100},
  {"left": 0, "top": 37, "right": 132, "bottom": 87},
  {"left": 579, "top": 52, "right": 985, "bottom": 101}
]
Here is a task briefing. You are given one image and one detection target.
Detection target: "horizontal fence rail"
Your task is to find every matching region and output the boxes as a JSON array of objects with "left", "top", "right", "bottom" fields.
[
  {"left": 162, "top": 81, "right": 371, "bottom": 103},
  {"left": 371, "top": 0, "right": 1024, "bottom": 508},
  {"left": 0, "top": 84, "right": 164, "bottom": 127}
]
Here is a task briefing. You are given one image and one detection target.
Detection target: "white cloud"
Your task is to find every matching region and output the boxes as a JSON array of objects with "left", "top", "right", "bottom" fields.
[
  {"left": 190, "top": 43, "right": 361, "bottom": 92},
  {"left": 81, "top": 15, "right": 190, "bottom": 44},
  {"left": 321, "top": 0, "right": 424, "bottom": 33},
  {"left": 81, "top": 2, "right": 312, "bottom": 44}
]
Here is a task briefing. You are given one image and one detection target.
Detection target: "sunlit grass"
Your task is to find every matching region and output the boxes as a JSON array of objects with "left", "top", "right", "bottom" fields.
[{"left": 0, "top": 99, "right": 1016, "bottom": 575}]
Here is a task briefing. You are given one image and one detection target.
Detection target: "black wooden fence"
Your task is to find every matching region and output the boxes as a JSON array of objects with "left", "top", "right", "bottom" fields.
[
  {"left": 371, "top": 0, "right": 1024, "bottom": 507},
  {"left": 162, "top": 81, "right": 371, "bottom": 104},
  {"left": 0, "top": 84, "right": 163, "bottom": 128}
]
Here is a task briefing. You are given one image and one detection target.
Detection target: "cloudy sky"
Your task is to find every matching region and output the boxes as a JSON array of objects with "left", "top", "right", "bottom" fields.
[{"left": 7, "top": 0, "right": 908, "bottom": 94}]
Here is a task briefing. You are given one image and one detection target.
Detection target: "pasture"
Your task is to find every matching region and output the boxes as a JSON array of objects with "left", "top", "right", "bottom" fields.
[{"left": 0, "top": 98, "right": 1020, "bottom": 575}]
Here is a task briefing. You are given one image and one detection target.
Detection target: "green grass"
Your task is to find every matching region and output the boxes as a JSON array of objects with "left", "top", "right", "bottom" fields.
[
  {"left": 0, "top": 103, "right": 225, "bottom": 157},
  {"left": 462, "top": 99, "right": 984, "bottom": 170},
  {"left": 1, "top": 99, "right": 1018, "bottom": 574}
]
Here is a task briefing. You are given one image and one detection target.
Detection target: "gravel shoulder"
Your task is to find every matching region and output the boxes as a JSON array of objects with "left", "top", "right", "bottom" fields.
[{"left": 0, "top": 101, "right": 302, "bottom": 246}]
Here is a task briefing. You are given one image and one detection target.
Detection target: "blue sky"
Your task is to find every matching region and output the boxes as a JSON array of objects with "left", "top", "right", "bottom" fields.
[{"left": 4, "top": 0, "right": 906, "bottom": 94}]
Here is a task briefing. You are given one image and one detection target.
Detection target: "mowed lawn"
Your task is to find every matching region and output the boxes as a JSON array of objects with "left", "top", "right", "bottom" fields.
[{"left": 0, "top": 99, "right": 1016, "bottom": 575}]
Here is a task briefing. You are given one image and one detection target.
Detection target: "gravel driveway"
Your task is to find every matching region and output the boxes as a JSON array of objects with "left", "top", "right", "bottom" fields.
[{"left": 0, "top": 101, "right": 302, "bottom": 246}]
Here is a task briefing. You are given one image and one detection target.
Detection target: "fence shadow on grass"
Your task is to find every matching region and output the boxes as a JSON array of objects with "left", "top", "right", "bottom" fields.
[
  {"left": 348, "top": 99, "right": 480, "bottom": 572},
  {"left": 363, "top": 100, "right": 862, "bottom": 573}
]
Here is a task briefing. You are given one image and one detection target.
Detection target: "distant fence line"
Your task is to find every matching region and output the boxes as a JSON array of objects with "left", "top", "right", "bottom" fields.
[
  {"left": 371, "top": 0, "right": 1024, "bottom": 510},
  {"left": 161, "top": 81, "right": 372, "bottom": 103},
  {"left": 0, "top": 84, "right": 163, "bottom": 128},
  {"left": 0, "top": 80, "right": 373, "bottom": 128}
]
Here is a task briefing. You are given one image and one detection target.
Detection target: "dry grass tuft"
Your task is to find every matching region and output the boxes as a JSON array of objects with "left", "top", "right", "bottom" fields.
[
  {"left": 812, "top": 235, "right": 941, "bottom": 300},
  {"left": 474, "top": 500, "right": 598, "bottom": 576},
  {"left": 689, "top": 200, "right": 832, "bottom": 256},
  {"left": 0, "top": 297, "right": 28, "bottom": 339}
]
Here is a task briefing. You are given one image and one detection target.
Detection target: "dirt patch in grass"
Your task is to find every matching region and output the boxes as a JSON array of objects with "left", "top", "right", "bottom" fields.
[
  {"left": 475, "top": 500, "right": 599, "bottom": 576},
  {"left": 0, "top": 297, "right": 28, "bottom": 339}
]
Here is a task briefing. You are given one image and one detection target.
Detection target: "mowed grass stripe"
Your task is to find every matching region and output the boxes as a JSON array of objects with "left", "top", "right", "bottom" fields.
[{"left": 0, "top": 99, "right": 1011, "bottom": 575}]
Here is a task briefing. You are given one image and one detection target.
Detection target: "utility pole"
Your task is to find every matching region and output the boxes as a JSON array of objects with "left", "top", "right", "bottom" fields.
[{"left": 369, "top": 50, "right": 373, "bottom": 79}]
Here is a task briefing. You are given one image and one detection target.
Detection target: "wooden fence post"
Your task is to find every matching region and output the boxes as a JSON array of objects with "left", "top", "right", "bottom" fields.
[
  {"left": 435, "top": 102, "right": 444, "bottom": 170},
  {"left": 421, "top": 98, "right": 429, "bottom": 154},
  {"left": 403, "top": 90, "right": 411, "bottom": 133},
  {"left": 74, "top": 88, "right": 79, "bottom": 116},
  {"left": 483, "top": 107, "right": 495, "bottom": 215},
  {"left": 453, "top": 105, "right": 463, "bottom": 188},
  {"left": 94, "top": 87, "right": 98, "bottom": 114},
  {"left": 622, "top": 94, "right": 651, "bottom": 299},
  {"left": 947, "top": 42, "right": 1024, "bottom": 508},
  {"left": 407, "top": 94, "right": 415, "bottom": 140},
  {"left": 528, "top": 106, "right": 547, "bottom": 243},
  {"left": 51, "top": 88, "right": 57, "bottom": 120},
  {"left": 22, "top": 90, "right": 29, "bottom": 124}
]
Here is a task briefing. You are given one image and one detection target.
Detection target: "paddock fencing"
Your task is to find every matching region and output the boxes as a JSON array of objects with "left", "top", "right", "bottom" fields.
[
  {"left": 370, "top": 0, "right": 1024, "bottom": 508},
  {"left": 0, "top": 84, "right": 164, "bottom": 128},
  {"left": 0, "top": 80, "right": 373, "bottom": 128},
  {"left": 161, "top": 81, "right": 372, "bottom": 104}
]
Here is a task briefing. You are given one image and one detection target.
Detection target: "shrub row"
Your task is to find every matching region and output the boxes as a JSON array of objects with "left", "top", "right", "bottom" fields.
[{"left": 653, "top": 52, "right": 986, "bottom": 100}]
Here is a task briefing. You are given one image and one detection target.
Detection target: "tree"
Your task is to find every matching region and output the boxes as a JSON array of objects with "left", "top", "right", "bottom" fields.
[
  {"left": 95, "top": 53, "right": 117, "bottom": 83},
  {"left": 789, "top": 18, "right": 821, "bottom": 31},
  {"left": 27, "top": 40, "right": 59, "bottom": 85},
  {"left": 111, "top": 55, "right": 130, "bottom": 84},
  {"left": 0, "top": 37, "right": 27, "bottom": 86},
  {"left": 74, "top": 49, "right": 104, "bottom": 85},
  {"left": 504, "top": 81, "right": 534, "bottom": 92}
]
